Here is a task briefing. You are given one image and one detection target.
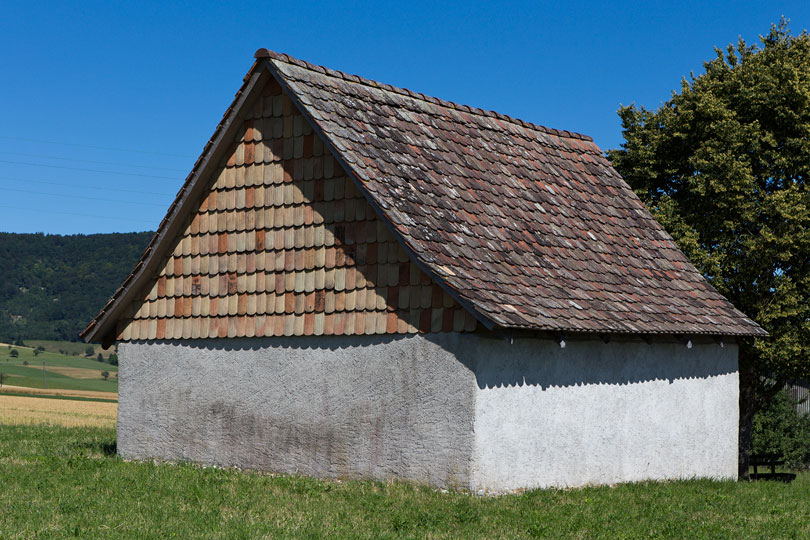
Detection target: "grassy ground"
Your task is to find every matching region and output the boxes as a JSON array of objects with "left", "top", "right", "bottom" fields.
[
  {"left": 0, "top": 424, "right": 809, "bottom": 539},
  {"left": 0, "top": 344, "right": 117, "bottom": 393}
]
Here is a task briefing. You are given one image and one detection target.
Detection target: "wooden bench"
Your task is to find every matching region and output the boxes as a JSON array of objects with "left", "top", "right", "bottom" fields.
[
  {"left": 750, "top": 453, "right": 794, "bottom": 481},
  {"left": 751, "top": 453, "right": 783, "bottom": 476}
]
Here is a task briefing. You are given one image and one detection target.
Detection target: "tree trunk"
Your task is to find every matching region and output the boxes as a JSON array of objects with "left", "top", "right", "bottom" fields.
[{"left": 738, "top": 356, "right": 758, "bottom": 479}]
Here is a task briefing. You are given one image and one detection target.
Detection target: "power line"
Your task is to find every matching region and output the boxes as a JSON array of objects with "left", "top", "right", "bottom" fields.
[
  {"left": 0, "top": 205, "right": 157, "bottom": 225},
  {"left": 0, "top": 135, "right": 196, "bottom": 159},
  {"left": 0, "top": 150, "right": 189, "bottom": 172},
  {"left": 1, "top": 186, "right": 169, "bottom": 207},
  {"left": 0, "top": 159, "right": 182, "bottom": 180},
  {"left": 0, "top": 175, "right": 175, "bottom": 197}
]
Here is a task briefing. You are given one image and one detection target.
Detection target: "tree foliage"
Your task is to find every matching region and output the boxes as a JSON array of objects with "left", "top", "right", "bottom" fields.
[
  {"left": 609, "top": 21, "right": 810, "bottom": 390},
  {"left": 608, "top": 21, "right": 810, "bottom": 471},
  {"left": 0, "top": 231, "right": 152, "bottom": 342},
  {"left": 752, "top": 390, "right": 810, "bottom": 467}
]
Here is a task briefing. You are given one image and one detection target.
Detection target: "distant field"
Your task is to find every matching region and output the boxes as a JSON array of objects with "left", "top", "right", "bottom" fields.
[
  {"left": 21, "top": 339, "right": 116, "bottom": 358},
  {"left": 0, "top": 343, "right": 118, "bottom": 393},
  {"left": 0, "top": 385, "right": 117, "bottom": 401}
]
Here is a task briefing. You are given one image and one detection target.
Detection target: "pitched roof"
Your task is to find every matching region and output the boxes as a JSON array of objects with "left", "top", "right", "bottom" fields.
[{"left": 82, "top": 50, "right": 766, "bottom": 344}]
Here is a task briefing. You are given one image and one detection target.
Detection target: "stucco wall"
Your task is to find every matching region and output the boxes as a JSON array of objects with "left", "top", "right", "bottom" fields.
[
  {"left": 118, "top": 335, "right": 476, "bottom": 487},
  {"left": 118, "top": 333, "right": 738, "bottom": 490},
  {"left": 468, "top": 337, "right": 739, "bottom": 491}
]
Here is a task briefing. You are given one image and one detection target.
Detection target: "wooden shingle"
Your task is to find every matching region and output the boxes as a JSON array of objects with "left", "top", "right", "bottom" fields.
[{"left": 116, "top": 77, "right": 472, "bottom": 340}]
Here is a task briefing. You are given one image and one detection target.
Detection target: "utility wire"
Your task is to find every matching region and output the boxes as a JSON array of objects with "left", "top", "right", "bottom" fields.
[
  {"left": 0, "top": 175, "right": 175, "bottom": 197},
  {"left": 0, "top": 159, "right": 182, "bottom": 180},
  {"left": 0, "top": 150, "right": 189, "bottom": 172},
  {"left": 0, "top": 205, "right": 157, "bottom": 225},
  {"left": 0, "top": 135, "right": 196, "bottom": 159},
  {"left": 1, "top": 186, "right": 168, "bottom": 207}
]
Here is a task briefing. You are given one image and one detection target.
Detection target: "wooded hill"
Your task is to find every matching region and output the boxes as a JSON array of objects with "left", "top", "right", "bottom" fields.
[{"left": 0, "top": 232, "right": 153, "bottom": 342}]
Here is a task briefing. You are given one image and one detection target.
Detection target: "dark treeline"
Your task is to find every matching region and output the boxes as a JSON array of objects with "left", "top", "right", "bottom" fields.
[{"left": 0, "top": 232, "right": 153, "bottom": 341}]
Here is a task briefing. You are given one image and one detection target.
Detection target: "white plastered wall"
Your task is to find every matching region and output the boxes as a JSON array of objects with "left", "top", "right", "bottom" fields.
[{"left": 467, "top": 337, "right": 739, "bottom": 491}]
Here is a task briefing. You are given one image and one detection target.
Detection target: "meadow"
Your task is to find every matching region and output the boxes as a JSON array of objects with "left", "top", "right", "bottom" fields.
[
  {"left": 0, "top": 422, "right": 809, "bottom": 539},
  {"left": 1, "top": 341, "right": 806, "bottom": 538},
  {"left": 0, "top": 341, "right": 118, "bottom": 393}
]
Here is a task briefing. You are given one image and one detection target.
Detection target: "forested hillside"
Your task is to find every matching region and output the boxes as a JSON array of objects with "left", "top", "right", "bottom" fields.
[{"left": 0, "top": 232, "right": 153, "bottom": 341}]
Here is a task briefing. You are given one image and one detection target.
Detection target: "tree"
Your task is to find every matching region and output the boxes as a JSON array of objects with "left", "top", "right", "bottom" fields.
[
  {"left": 0, "top": 372, "right": 5, "bottom": 386},
  {"left": 101, "top": 371, "right": 109, "bottom": 381},
  {"left": 97, "top": 353, "right": 104, "bottom": 362},
  {"left": 608, "top": 20, "right": 810, "bottom": 478},
  {"left": 33, "top": 349, "right": 40, "bottom": 357},
  {"left": 9, "top": 349, "right": 18, "bottom": 358},
  {"left": 108, "top": 353, "right": 118, "bottom": 366},
  {"left": 85, "top": 346, "right": 94, "bottom": 357}
]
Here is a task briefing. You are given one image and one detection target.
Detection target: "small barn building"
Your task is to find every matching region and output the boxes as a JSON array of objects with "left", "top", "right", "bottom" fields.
[{"left": 82, "top": 50, "right": 765, "bottom": 491}]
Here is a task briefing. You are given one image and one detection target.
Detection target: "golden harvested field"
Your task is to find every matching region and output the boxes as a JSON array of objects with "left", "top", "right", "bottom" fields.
[
  {"left": 0, "top": 395, "right": 117, "bottom": 428},
  {"left": 44, "top": 366, "right": 112, "bottom": 379}
]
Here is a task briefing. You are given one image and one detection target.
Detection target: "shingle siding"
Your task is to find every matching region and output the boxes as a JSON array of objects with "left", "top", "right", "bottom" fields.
[{"left": 116, "top": 77, "right": 477, "bottom": 341}]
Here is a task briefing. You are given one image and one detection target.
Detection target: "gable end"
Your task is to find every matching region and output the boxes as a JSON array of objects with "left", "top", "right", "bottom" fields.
[{"left": 112, "top": 76, "right": 478, "bottom": 341}]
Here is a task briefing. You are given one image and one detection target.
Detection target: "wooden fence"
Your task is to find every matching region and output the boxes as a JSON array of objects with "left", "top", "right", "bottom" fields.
[{"left": 786, "top": 382, "right": 810, "bottom": 416}]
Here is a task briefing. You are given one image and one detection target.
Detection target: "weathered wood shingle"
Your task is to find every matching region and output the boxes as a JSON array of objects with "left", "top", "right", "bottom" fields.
[
  {"left": 261, "top": 50, "right": 764, "bottom": 337},
  {"left": 82, "top": 50, "right": 765, "bottom": 344},
  {"left": 114, "top": 77, "right": 476, "bottom": 341}
]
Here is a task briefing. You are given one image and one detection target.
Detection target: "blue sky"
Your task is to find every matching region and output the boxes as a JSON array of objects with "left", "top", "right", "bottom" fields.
[{"left": 1, "top": 1, "right": 808, "bottom": 234}]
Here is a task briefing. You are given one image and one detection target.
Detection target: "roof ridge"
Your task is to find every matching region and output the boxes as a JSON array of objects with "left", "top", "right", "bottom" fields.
[{"left": 254, "top": 48, "right": 594, "bottom": 143}]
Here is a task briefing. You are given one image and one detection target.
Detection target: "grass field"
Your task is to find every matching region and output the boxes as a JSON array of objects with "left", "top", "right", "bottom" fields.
[
  {"left": 0, "top": 342, "right": 117, "bottom": 393},
  {"left": 0, "top": 424, "right": 809, "bottom": 539},
  {"left": 20, "top": 339, "right": 116, "bottom": 358}
]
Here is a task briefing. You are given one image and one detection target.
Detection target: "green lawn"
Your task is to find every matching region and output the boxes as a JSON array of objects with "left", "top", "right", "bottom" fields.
[
  {"left": 0, "top": 346, "right": 117, "bottom": 393},
  {"left": 0, "top": 424, "right": 809, "bottom": 539}
]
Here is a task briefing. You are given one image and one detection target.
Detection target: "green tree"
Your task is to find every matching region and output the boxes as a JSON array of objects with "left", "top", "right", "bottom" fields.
[
  {"left": 9, "top": 349, "right": 18, "bottom": 358},
  {"left": 97, "top": 353, "right": 104, "bottom": 362},
  {"left": 0, "top": 372, "right": 5, "bottom": 386},
  {"left": 752, "top": 389, "right": 810, "bottom": 467},
  {"left": 85, "top": 346, "right": 94, "bottom": 357},
  {"left": 108, "top": 353, "right": 118, "bottom": 366},
  {"left": 608, "top": 20, "right": 810, "bottom": 477},
  {"left": 101, "top": 371, "right": 109, "bottom": 381}
]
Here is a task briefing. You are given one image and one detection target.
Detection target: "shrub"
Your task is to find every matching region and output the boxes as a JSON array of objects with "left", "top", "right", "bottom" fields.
[
  {"left": 752, "top": 389, "right": 810, "bottom": 468},
  {"left": 9, "top": 349, "right": 18, "bottom": 358}
]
